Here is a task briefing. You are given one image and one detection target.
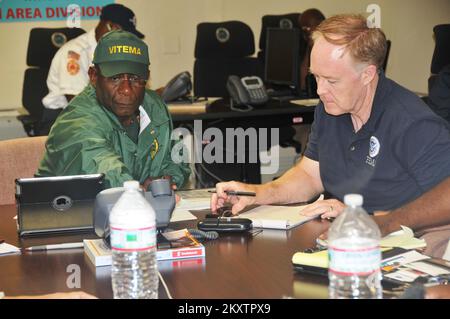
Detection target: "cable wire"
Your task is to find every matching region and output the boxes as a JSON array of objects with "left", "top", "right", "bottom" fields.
[
  {"left": 158, "top": 271, "right": 173, "bottom": 299},
  {"left": 188, "top": 228, "right": 219, "bottom": 240}
]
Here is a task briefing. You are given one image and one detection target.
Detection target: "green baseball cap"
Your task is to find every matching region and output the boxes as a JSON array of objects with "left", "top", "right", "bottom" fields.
[{"left": 93, "top": 30, "right": 150, "bottom": 79}]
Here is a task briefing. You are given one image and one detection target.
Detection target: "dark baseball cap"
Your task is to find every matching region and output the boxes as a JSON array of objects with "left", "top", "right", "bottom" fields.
[
  {"left": 93, "top": 30, "right": 150, "bottom": 79},
  {"left": 100, "top": 4, "right": 144, "bottom": 39}
]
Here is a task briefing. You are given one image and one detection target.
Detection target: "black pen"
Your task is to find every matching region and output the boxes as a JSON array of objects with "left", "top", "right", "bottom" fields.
[{"left": 208, "top": 190, "right": 256, "bottom": 197}]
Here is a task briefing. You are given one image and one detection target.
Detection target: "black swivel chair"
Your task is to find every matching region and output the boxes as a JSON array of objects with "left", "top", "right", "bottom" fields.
[
  {"left": 429, "top": 24, "right": 450, "bottom": 92},
  {"left": 193, "top": 20, "right": 262, "bottom": 99},
  {"left": 18, "top": 27, "right": 86, "bottom": 136},
  {"left": 382, "top": 39, "right": 391, "bottom": 72},
  {"left": 193, "top": 21, "right": 264, "bottom": 187},
  {"left": 257, "top": 13, "right": 301, "bottom": 62}
]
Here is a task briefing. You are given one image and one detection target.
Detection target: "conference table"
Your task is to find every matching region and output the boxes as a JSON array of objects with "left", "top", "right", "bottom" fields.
[{"left": 0, "top": 203, "right": 332, "bottom": 299}]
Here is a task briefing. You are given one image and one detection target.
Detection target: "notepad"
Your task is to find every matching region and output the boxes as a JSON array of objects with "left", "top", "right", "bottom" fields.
[
  {"left": 236, "top": 205, "right": 314, "bottom": 229},
  {"left": 236, "top": 195, "right": 324, "bottom": 230}
]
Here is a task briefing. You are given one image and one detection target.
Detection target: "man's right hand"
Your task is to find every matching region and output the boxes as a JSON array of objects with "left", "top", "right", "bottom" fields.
[{"left": 211, "top": 181, "right": 258, "bottom": 215}]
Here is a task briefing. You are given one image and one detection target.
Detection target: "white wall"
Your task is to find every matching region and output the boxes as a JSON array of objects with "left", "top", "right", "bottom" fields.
[{"left": 0, "top": 0, "right": 449, "bottom": 111}]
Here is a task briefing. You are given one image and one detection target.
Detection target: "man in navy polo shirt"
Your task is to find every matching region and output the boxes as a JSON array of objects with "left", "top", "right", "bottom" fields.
[{"left": 210, "top": 14, "right": 450, "bottom": 256}]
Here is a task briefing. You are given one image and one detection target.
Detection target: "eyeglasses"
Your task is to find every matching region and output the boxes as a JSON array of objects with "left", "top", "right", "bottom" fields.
[{"left": 104, "top": 74, "right": 147, "bottom": 88}]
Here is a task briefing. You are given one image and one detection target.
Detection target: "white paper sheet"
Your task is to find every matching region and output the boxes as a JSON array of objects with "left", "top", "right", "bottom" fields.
[
  {"left": 0, "top": 243, "right": 21, "bottom": 256},
  {"left": 405, "top": 261, "right": 450, "bottom": 276}
]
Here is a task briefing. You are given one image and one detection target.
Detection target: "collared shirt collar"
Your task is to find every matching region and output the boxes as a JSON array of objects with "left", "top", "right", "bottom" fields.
[{"left": 358, "top": 71, "right": 391, "bottom": 135}]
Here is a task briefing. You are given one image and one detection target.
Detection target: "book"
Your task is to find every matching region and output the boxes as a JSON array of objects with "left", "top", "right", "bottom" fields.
[
  {"left": 158, "top": 256, "right": 206, "bottom": 272},
  {"left": 84, "top": 229, "right": 205, "bottom": 267}
]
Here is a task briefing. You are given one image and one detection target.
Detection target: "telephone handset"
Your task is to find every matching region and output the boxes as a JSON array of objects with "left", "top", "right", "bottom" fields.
[
  {"left": 226, "top": 75, "right": 269, "bottom": 106},
  {"left": 161, "top": 71, "right": 192, "bottom": 103}
]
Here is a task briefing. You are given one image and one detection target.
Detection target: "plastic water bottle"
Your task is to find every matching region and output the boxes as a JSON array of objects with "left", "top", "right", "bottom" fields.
[
  {"left": 328, "top": 194, "right": 382, "bottom": 299},
  {"left": 110, "top": 180, "right": 159, "bottom": 299}
]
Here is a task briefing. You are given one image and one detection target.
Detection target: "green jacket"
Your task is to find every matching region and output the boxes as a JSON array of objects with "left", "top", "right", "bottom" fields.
[{"left": 37, "top": 85, "right": 190, "bottom": 189}]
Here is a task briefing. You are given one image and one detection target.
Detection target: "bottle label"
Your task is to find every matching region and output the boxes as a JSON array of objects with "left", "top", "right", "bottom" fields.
[
  {"left": 110, "top": 226, "right": 156, "bottom": 252},
  {"left": 328, "top": 245, "right": 381, "bottom": 276}
]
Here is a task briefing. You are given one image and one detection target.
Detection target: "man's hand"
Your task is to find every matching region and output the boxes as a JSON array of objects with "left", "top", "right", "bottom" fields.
[
  {"left": 300, "top": 199, "right": 345, "bottom": 219},
  {"left": 211, "top": 181, "right": 258, "bottom": 215}
]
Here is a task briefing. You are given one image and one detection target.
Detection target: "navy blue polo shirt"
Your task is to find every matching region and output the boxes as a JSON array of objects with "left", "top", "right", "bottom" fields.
[{"left": 304, "top": 72, "right": 450, "bottom": 213}]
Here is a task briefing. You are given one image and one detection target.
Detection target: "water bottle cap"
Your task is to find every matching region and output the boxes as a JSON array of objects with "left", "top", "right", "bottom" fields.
[
  {"left": 344, "top": 194, "right": 363, "bottom": 206},
  {"left": 123, "top": 180, "right": 140, "bottom": 190}
]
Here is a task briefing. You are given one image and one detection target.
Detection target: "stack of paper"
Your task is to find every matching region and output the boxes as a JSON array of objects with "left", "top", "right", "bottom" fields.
[
  {"left": 0, "top": 242, "right": 21, "bottom": 256},
  {"left": 315, "top": 226, "right": 427, "bottom": 250},
  {"left": 382, "top": 250, "right": 450, "bottom": 283}
]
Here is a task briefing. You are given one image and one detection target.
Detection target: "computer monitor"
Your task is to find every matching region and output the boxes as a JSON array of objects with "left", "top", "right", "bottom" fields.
[{"left": 264, "top": 27, "right": 301, "bottom": 97}]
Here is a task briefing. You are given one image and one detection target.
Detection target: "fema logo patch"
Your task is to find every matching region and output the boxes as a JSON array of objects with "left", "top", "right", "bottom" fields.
[
  {"left": 216, "top": 27, "right": 230, "bottom": 43},
  {"left": 369, "top": 136, "right": 380, "bottom": 158},
  {"left": 279, "top": 18, "right": 293, "bottom": 29}
]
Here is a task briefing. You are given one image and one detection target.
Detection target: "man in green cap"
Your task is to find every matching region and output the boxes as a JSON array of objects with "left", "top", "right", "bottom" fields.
[{"left": 37, "top": 30, "right": 190, "bottom": 190}]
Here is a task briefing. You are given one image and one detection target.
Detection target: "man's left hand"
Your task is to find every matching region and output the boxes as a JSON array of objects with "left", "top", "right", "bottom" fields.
[{"left": 300, "top": 199, "right": 345, "bottom": 219}]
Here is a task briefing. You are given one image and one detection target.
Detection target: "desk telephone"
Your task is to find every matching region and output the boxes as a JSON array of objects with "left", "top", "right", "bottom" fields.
[{"left": 226, "top": 75, "right": 269, "bottom": 106}]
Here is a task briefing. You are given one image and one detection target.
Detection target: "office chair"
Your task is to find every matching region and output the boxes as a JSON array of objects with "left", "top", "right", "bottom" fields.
[
  {"left": 0, "top": 136, "right": 47, "bottom": 205},
  {"left": 429, "top": 24, "right": 450, "bottom": 92},
  {"left": 257, "top": 13, "right": 301, "bottom": 61},
  {"left": 193, "top": 21, "right": 261, "bottom": 98},
  {"left": 382, "top": 39, "right": 391, "bottom": 72},
  {"left": 18, "top": 27, "right": 86, "bottom": 136}
]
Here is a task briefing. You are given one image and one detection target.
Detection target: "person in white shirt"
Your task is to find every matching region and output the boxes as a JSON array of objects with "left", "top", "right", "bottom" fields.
[{"left": 40, "top": 3, "right": 144, "bottom": 135}]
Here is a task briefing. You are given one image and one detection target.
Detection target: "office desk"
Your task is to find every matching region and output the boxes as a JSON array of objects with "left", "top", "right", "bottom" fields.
[
  {"left": 169, "top": 98, "right": 317, "bottom": 187},
  {"left": 0, "top": 204, "right": 330, "bottom": 299},
  {"left": 168, "top": 98, "right": 316, "bottom": 127}
]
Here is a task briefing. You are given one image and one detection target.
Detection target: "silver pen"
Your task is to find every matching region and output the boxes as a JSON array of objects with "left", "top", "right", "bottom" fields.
[{"left": 25, "top": 242, "right": 84, "bottom": 251}]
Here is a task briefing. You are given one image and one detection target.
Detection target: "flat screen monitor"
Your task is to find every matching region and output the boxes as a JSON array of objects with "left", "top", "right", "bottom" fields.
[{"left": 264, "top": 27, "right": 301, "bottom": 94}]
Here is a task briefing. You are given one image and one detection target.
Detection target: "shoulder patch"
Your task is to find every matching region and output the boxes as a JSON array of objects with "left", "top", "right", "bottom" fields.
[{"left": 67, "top": 59, "right": 80, "bottom": 75}]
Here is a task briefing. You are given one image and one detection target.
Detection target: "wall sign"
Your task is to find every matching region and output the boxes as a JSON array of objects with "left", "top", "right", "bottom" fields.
[{"left": 0, "top": 0, "right": 115, "bottom": 24}]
